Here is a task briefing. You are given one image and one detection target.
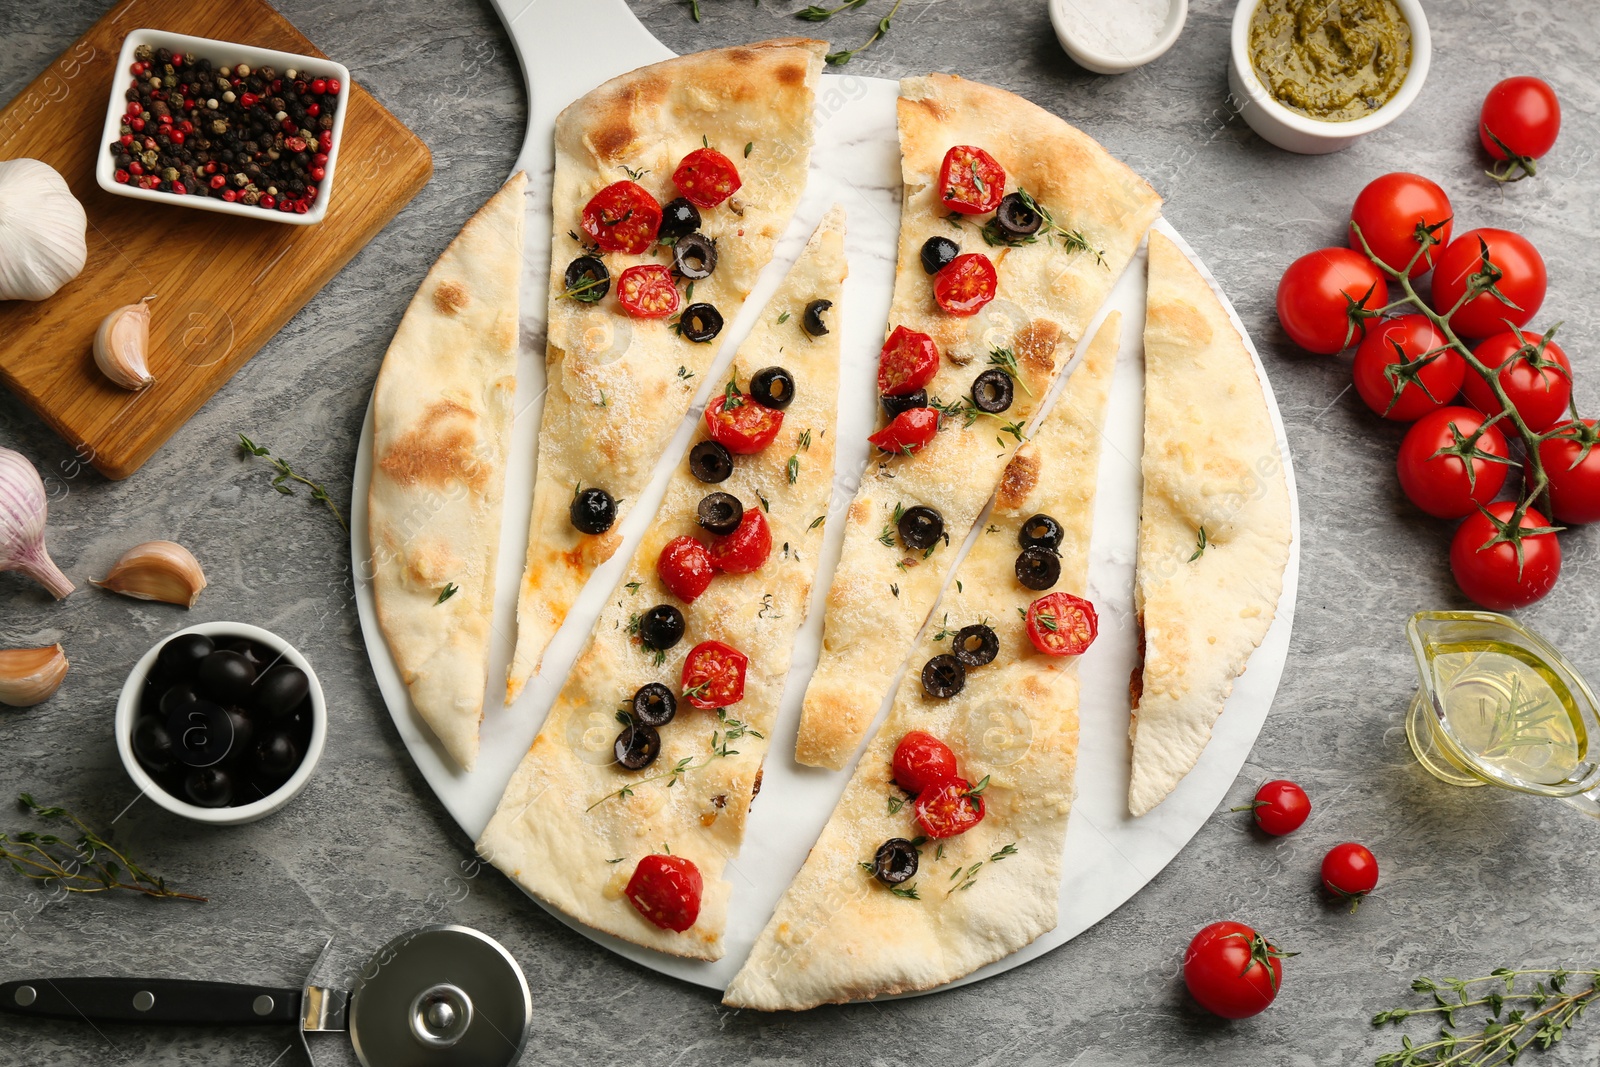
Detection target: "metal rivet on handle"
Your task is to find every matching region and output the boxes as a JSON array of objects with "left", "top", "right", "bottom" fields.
[
  {"left": 132, "top": 990, "right": 155, "bottom": 1012},
  {"left": 253, "top": 994, "right": 275, "bottom": 1016},
  {"left": 14, "top": 985, "right": 36, "bottom": 1007}
]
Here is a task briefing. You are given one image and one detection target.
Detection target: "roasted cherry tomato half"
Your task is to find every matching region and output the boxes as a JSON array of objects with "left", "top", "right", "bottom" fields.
[
  {"left": 681, "top": 639, "right": 749, "bottom": 709},
  {"left": 1396, "top": 406, "right": 1511, "bottom": 519},
  {"left": 933, "top": 253, "right": 998, "bottom": 317},
  {"left": 1183, "top": 921, "right": 1290, "bottom": 1019},
  {"left": 913, "top": 777, "right": 985, "bottom": 839},
  {"left": 616, "top": 263, "right": 681, "bottom": 318},
  {"left": 1351, "top": 314, "right": 1461, "bottom": 421},
  {"left": 877, "top": 326, "right": 941, "bottom": 396},
  {"left": 707, "top": 508, "right": 772, "bottom": 574},
  {"left": 1450, "top": 501, "right": 1562, "bottom": 611},
  {"left": 1539, "top": 420, "right": 1600, "bottom": 525},
  {"left": 1320, "top": 842, "right": 1379, "bottom": 909},
  {"left": 1461, "top": 328, "right": 1573, "bottom": 432},
  {"left": 1348, "top": 172, "right": 1454, "bottom": 278},
  {"left": 892, "top": 730, "right": 960, "bottom": 795},
  {"left": 937, "top": 145, "right": 1006, "bottom": 215},
  {"left": 656, "top": 535, "right": 716, "bottom": 603},
  {"left": 868, "top": 407, "right": 940, "bottom": 455},
  {"left": 581, "top": 180, "right": 662, "bottom": 254},
  {"left": 1025, "top": 592, "right": 1098, "bottom": 656},
  {"left": 672, "top": 146, "right": 742, "bottom": 208},
  {"left": 1430, "top": 228, "right": 1546, "bottom": 338},
  {"left": 1276, "top": 246, "right": 1387, "bottom": 355},
  {"left": 704, "top": 392, "right": 784, "bottom": 455},
  {"left": 1243, "top": 779, "right": 1311, "bottom": 836},
  {"left": 625, "top": 853, "right": 702, "bottom": 932},
  {"left": 1480, "top": 76, "right": 1561, "bottom": 175}
]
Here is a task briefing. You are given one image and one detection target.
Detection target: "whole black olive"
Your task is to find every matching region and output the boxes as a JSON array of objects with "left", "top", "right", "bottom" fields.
[
  {"left": 255, "top": 665, "right": 310, "bottom": 718},
  {"left": 658, "top": 197, "right": 702, "bottom": 241},
  {"left": 920, "top": 235, "right": 959, "bottom": 275},
  {"left": 689, "top": 440, "right": 734, "bottom": 484},
  {"left": 570, "top": 485, "right": 617, "bottom": 535},
  {"left": 223, "top": 707, "right": 256, "bottom": 763},
  {"left": 992, "top": 192, "right": 1044, "bottom": 241},
  {"left": 158, "top": 681, "right": 201, "bottom": 717},
  {"left": 921, "top": 654, "right": 966, "bottom": 699},
  {"left": 132, "top": 717, "right": 175, "bottom": 774},
  {"left": 198, "top": 650, "right": 257, "bottom": 704},
  {"left": 1016, "top": 546, "right": 1062, "bottom": 591},
  {"left": 971, "top": 368, "right": 1015, "bottom": 414},
  {"left": 632, "top": 682, "right": 678, "bottom": 727},
  {"left": 638, "top": 605, "right": 686, "bottom": 651},
  {"left": 802, "top": 298, "right": 832, "bottom": 337},
  {"left": 225, "top": 640, "right": 271, "bottom": 671},
  {"left": 952, "top": 624, "right": 999, "bottom": 667},
  {"left": 184, "top": 766, "right": 234, "bottom": 808},
  {"left": 1019, "top": 513, "right": 1065, "bottom": 552},
  {"left": 254, "top": 731, "right": 301, "bottom": 777},
  {"left": 898, "top": 505, "right": 946, "bottom": 552},
  {"left": 167, "top": 699, "right": 236, "bottom": 768},
  {"left": 882, "top": 388, "right": 928, "bottom": 420},
  {"left": 679, "top": 302, "right": 723, "bottom": 343},
  {"left": 873, "top": 838, "right": 920, "bottom": 885},
  {"left": 614, "top": 721, "right": 661, "bottom": 771},
  {"left": 749, "top": 366, "right": 796, "bottom": 410},
  {"left": 672, "top": 233, "right": 717, "bottom": 279},
  {"left": 563, "top": 255, "right": 610, "bottom": 303},
  {"left": 158, "top": 632, "right": 214, "bottom": 676},
  {"left": 697, "top": 492, "right": 744, "bottom": 536}
]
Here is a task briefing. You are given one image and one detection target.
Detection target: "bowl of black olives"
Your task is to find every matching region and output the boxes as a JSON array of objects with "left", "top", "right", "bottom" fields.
[{"left": 115, "top": 622, "right": 327, "bottom": 825}]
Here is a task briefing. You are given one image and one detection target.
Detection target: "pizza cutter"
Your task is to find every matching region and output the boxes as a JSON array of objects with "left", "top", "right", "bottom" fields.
[{"left": 0, "top": 924, "right": 531, "bottom": 1067}]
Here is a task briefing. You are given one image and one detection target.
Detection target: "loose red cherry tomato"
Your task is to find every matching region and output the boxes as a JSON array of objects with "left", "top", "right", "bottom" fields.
[
  {"left": 707, "top": 508, "right": 771, "bottom": 574},
  {"left": 681, "top": 639, "right": 748, "bottom": 709},
  {"left": 1245, "top": 780, "right": 1311, "bottom": 836},
  {"left": 1450, "top": 501, "right": 1562, "bottom": 610},
  {"left": 1430, "top": 229, "right": 1546, "bottom": 339},
  {"left": 704, "top": 392, "right": 784, "bottom": 454},
  {"left": 933, "top": 253, "right": 998, "bottom": 316},
  {"left": 1396, "top": 406, "right": 1511, "bottom": 519},
  {"left": 1539, "top": 420, "right": 1600, "bottom": 525},
  {"left": 913, "top": 777, "right": 985, "bottom": 838},
  {"left": 937, "top": 145, "right": 1006, "bottom": 215},
  {"left": 877, "top": 326, "right": 941, "bottom": 396},
  {"left": 616, "top": 263, "right": 681, "bottom": 318},
  {"left": 1320, "top": 842, "right": 1379, "bottom": 909},
  {"left": 1351, "top": 314, "right": 1460, "bottom": 421},
  {"left": 625, "top": 854, "right": 702, "bottom": 932},
  {"left": 892, "top": 731, "right": 959, "bottom": 795},
  {"left": 868, "top": 407, "right": 940, "bottom": 455},
  {"left": 1276, "top": 247, "right": 1387, "bottom": 354},
  {"left": 1024, "top": 592, "right": 1098, "bottom": 656},
  {"left": 672, "top": 147, "right": 742, "bottom": 208},
  {"left": 1348, "top": 172, "right": 1454, "bottom": 278},
  {"left": 581, "top": 180, "right": 662, "bottom": 254},
  {"left": 1461, "top": 329, "right": 1573, "bottom": 432},
  {"left": 657, "top": 536, "right": 715, "bottom": 603},
  {"left": 1183, "top": 921, "right": 1290, "bottom": 1019},
  {"left": 1480, "top": 76, "right": 1561, "bottom": 174}
]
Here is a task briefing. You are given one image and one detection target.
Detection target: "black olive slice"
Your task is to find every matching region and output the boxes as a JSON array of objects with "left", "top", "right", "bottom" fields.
[
  {"left": 679, "top": 302, "right": 723, "bottom": 343},
  {"left": 920, "top": 235, "right": 959, "bottom": 275},
  {"left": 952, "top": 624, "right": 999, "bottom": 667},
  {"left": 882, "top": 388, "right": 928, "bottom": 420},
  {"left": 614, "top": 721, "right": 661, "bottom": 771},
  {"left": 659, "top": 197, "right": 702, "bottom": 240},
  {"left": 632, "top": 682, "right": 677, "bottom": 727},
  {"left": 570, "top": 486, "right": 617, "bottom": 534},
  {"left": 898, "top": 505, "right": 945, "bottom": 552},
  {"left": 749, "top": 366, "right": 796, "bottom": 410},
  {"left": 1016, "top": 546, "right": 1062, "bottom": 590},
  {"left": 921, "top": 654, "right": 966, "bottom": 699},
  {"left": 697, "top": 491, "right": 744, "bottom": 536},
  {"left": 1019, "top": 513, "right": 1065, "bottom": 551},
  {"left": 563, "top": 255, "right": 609, "bottom": 303},
  {"left": 971, "top": 368, "right": 1015, "bottom": 414},
  {"left": 638, "top": 605, "right": 686, "bottom": 651},
  {"left": 672, "top": 233, "right": 717, "bottom": 279},
  {"left": 802, "top": 299, "right": 832, "bottom": 337},
  {"left": 689, "top": 440, "right": 734, "bottom": 483},
  {"left": 873, "top": 838, "right": 920, "bottom": 885},
  {"left": 993, "top": 192, "right": 1043, "bottom": 240}
]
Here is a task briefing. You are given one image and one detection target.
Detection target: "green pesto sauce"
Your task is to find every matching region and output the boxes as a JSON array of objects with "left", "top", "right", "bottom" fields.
[{"left": 1248, "top": 0, "right": 1412, "bottom": 122}]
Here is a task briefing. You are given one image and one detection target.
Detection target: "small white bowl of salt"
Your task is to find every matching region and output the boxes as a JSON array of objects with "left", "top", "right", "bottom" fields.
[{"left": 1049, "top": 0, "right": 1188, "bottom": 75}]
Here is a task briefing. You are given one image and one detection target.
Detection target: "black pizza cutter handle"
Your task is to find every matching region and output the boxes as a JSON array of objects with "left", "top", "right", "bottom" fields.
[{"left": 0, "top": 977, "right": 301, "bottom": 1026}]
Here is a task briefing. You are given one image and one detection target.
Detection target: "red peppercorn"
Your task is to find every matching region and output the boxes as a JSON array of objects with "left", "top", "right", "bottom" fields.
[
  {"left": 184, "top": 98, "right": 195, "bottom": 109},
  {"left": 128, "top": 161, "right": 144, "bottom": 176},
  {"left": 294, "top": 80, "right": 307, "bottom": 94},
  {"left": 281, "top": 117, "right": 297, "bottom": 133},
  {"left": 312, "top": 152, "right": 328, "bottom": 167},
  {"left": 170, "top": 130, "right": 185, "bottom": 145},
  {"left": 171, "top": 182, "right": 186, "bottom": 195},
  {"left": 259, "top": 194, "right": 276, "bottom": 209},
  {"left": 203, "top": 161, "right": 217, "bottom": 174},
  {"left": 222, "top": 189, "right": 237, "bottom": 202},
  {"left": 209, "top": 174, "right": 225, "bottom": 189},
  {"left": 318, "top": 130, "right": 332, "bottom": 151},
  {"left": 240, "top": 92, "right": 258, "bottom": 108},
  {"left": 119, "top": 133, "right": 134, "bottom": 147},
  {"left": 311, "top": 77, "right": 327, "bottom": 94},
  {"left": 294, "top": 199, "right": 309, "bottom": 214},
  {"left": 157, "top": 112, "right": 172, "bottom": 125},
  {"left": 305, "top": 102, "right": 320, "bottom": 118},
  {"left": 114, "top": 169, "right": 130, "bottom": 184},
  {"left": 278, "top": 198, "right": 294, "bottom": 212},
  {"left": 127, "top": 101, "right": 142, "bottom": 116},
  {"left": 270, "top": 79, "right": 283, "bottom": 93},
  {"left": 309, "top": 166, "right": 326, "bottom": 182},
  {"left": 327, "top": 78, "right": 341, "bottom": 94},
  {"left": 143, "top": 137, "right": 157, "bottom": 151},
  {"left": 305, "top": 185, "right": 318, "bottom": 198},
  {"left": 181, "top": 120, "right": 194, "bottom": 134},
  {"left": 171, "top": 55, "right": 183, "bottom": 68},
  {"left": 130, "top": 61, "right": 144, "bottom": 76},
  {"left": 284, "top": 136, "right": 307, "bottom": 152}
]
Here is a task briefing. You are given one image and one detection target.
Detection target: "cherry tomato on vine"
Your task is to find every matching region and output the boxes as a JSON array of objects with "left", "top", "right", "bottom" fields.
[
  {"left": 868, "top": 407, "right": 940, "bottom": 455},
  {"left": 1538, "top": 420, "right": 1600, "bottom": 525},
  {"left": 933, "top": 253, "right": 998, "bottom": 316},
  {"left": 625, "top": 854, "right": 702, "bottom": 932},
  {"left": 680, "top": 639, "right": 748, "bottom": 709},
  {"left": 1480, "top": 77, "right": 1561, "bottom": 179},
  {"left": 707, "top": 509, "right": 771, "bottom": 574},
  {"left": 1276, "top": 247, "right": 1387, "bottom": 354},
  {"left": 1450, "top": 501, "right": 1562, "bottom": 610},
  {"left": 1460, "top": 328, "right": 1573, "bottom": 432},
  {"left": 1320, "top": 843, "right": 1379, "bottom": 910},
  {"left": 937, "top": 145, "right": 1006, "bottom": 215},
  {"left": 581, "top": 180, "right": 662, "bottom": 254},
  {"left": 1347, "top": 172, "right": 1454, "bottom": 277},
  {"left": 1240, "top": 779, "right": 1311, "bottom": 836},
  {"left": 1430, "top": 229, "right": 1546, "bottom": 339},
  {"left": 1183, "top": 921, "right": 1292, "bottom": 1019},
  {"left": 1351, "top": 314, "right": 1460, "bottom": 421},
  {"left": 913, "top": 777, "right": 986, "bottom": 838},
  {"left": 892, "top": 731, "right": 960, "bottom": 795},
  {"left": 1396, "top": 406, "right": 1511, "bottom": 519}
]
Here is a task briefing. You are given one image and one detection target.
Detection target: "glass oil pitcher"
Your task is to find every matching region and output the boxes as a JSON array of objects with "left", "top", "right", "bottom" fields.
[{"left": 1406, "top": 610, "right": 1600, "bottom": 816}]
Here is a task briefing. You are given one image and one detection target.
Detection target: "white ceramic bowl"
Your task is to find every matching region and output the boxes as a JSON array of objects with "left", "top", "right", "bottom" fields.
[
  {"left": 1229, "top": 0, "right": 1430, "bottom": 154},
  {"left": 115, "top": 621, "right": 328, "bottom": 826},
  {"left": 1050, "top": 0, "right": 1188, "bottom": 75},
  {"left": 95, "top": 28, "right": 351, "bottom": 225}
]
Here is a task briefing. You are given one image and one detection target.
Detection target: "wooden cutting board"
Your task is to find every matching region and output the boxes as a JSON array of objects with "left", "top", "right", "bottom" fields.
[{"left": 0, "top": 0, "right": 431, "bottom": 479}]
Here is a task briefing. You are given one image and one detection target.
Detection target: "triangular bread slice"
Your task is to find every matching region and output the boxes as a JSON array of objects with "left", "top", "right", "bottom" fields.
[
  {"left": 479, "top": 208, "right": 848, "bottom": 959},
  {"left": 505, "top": 39, "right": 826, "bottom": 702},
  {"left": 794, "top": 73, "right": 1161, "bottom": 769},
  {"left": 368, "top": 172, "right": 526, "bottom": 772},
  {"left": 725, "top": 313, "right": 1121, "bottom": 1010},
  {"left": 1129, "top": 231, "right": 1291, "bottom": 816}
]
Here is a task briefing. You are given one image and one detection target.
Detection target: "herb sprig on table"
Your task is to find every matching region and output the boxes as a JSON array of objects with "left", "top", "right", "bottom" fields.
[
  {"left": 238, "top": 434, "right": 347, "bottom": 532},
  {"left": 0, "top": 795, "right": 206, "bottom": 902},
  {"left": 1373, "top": 968, "right": 1599, "bottom": 1066}
]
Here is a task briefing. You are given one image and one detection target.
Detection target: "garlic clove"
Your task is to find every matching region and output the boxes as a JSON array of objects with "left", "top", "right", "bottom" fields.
[
  {"left": 93, "top": 296, "right": 155, "bottom": 390},
  {"left": 90, "top": 540, "right": 206, "bottom": 608},
  {"left": 0, "top": 644, "right": 68, "bottom": 707}
]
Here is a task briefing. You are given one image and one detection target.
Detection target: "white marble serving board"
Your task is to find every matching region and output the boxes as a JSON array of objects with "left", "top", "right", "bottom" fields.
[{"left": 349, "top": 0, "right": 1301, "bottom": 996}]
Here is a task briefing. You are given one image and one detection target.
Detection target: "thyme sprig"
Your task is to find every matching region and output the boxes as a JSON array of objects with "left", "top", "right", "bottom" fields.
[
  {"left": 980, "top": 187, "right": 1106, "bottom": 266},
  {"left": 587, "top": 710, "right": 762, "bottom": 811},
  {"left": 1, "top": 795, "right": 206, "bottom": 902},
  {"left": 1373, "top": 968, "right": 1600, "bottom": 1066},
  {"left": 819, "top": 0, "right": 904, "bottom": 66},
  {"left": 238, "top": 435, "right": 347, "bottom": 532}
]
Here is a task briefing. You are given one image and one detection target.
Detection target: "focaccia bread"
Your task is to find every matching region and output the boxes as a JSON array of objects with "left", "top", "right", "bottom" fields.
[
  {"left": 368, "top": 172, "right": 526, "bottom": 772},
  {"left": 725, "top": 313, "right": 1120, "bottom": 1010},
  {"left": 1129, "top": 231, "right": 1291, "bottom": 817},
  {"left": 794, "top": 73, "right": 1161, "bottom": 769},
  {"left": 505, "top": 39, "right": 826, "bottom": 702}
]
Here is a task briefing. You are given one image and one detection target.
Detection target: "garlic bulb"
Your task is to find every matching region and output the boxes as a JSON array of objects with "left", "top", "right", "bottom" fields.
[
  {"left": 0, "top": 644, "right": 68, "bottom": 707},
  {"left": 0, "top": 159, "right": 88, "bottom": 302},
  {"left": 94, "top": 296, "right": 155, "bottom": 390},
  {"left": 0, "top": 446, "right": 74, "bottom": 598},
  {"left": 91, "top": 540, "right": 206, "bottom": 608}
]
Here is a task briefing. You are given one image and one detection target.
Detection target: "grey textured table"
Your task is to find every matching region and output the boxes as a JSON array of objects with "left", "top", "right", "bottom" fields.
[{"left": 3, "top": 2, "right": 1598, "bottom": 1064}]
